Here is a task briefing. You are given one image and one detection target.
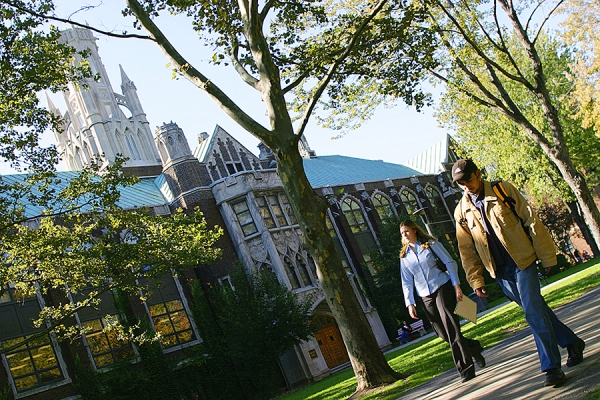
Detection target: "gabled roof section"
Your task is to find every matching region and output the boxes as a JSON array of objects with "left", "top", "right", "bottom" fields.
[
  {"left": 192, "top": 125, "right": 264, "bottom": 184},
  {"left": 1, "top": 171, "right": 168, "bottom": 218},
  {"left": 303, "top": 155, "right": 421, "bottom": 188},
  {"left": 192, "top": 125, "right": 260, "bottom": 165},
  {"left": 405, "top": 134, "right": 454, "bottom": 174}
]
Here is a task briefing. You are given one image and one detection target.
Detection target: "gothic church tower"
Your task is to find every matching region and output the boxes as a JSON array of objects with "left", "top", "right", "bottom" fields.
[{"left": 52, "top": 28, "right": 162, "bottom": 176}]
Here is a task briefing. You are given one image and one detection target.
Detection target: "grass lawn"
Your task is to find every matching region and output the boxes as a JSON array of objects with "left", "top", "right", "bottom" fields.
[{"left": 278, "top": 260, "right": 600, "bottom": 400}]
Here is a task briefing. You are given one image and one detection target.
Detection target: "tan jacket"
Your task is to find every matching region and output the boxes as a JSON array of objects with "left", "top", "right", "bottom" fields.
[{"left": 453, "top": 180, "right": 557, "bottom": 290}]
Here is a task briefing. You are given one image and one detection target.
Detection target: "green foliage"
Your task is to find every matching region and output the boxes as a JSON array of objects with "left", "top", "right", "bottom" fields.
[
  {"left": 127, "top": 0, "right": 437, "bottom": 134},
  {"left": 0, "top": 0, "right": 93, "bottom": 172},
  {"left": 74, "top": 343, "right": 180, "bottom": 400},
  {"left": 278, "top": 261, "right": 600, "bottom": 400},
  {"left": 0, "top": 1, "right": 225, "bottom": 357},
  {"left": 187, "top": 263, "right": 315, "bottom": 400},
  {"left": 0, "top": 155, "right": 223, "bottom": 356},
  {"left": 73, "top": 302, "right": 180, "bottom": 400},
  {"left": 0, "top": 386, "right": 9, "bottom": 400},
  {"left": 560, "top": 0, "right": 600, "bottom": 138},
  {"left": 438, "top": 31, "right": 600, "bottom": 203}
]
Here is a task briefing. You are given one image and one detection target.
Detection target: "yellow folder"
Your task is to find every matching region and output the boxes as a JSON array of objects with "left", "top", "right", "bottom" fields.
[{"left": 455, "top": 296, "right": 478, "bottom": 324}]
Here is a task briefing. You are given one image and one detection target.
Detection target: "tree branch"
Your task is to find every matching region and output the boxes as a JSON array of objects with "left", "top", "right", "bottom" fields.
[
  {"left": 3, "top": 0, "right": 154, "bottom": 40},
  {"left": 294, "top": 0, "right": 390, "bottom": 138},
  {"left": 228, "top": 42, "right": 259, "bottom": 88},
  {"left": 436, "top": 0, "right": 534, "bottom": 91},
  {"left": 125, "top": 0, "right": 271, "bottom": 139}
]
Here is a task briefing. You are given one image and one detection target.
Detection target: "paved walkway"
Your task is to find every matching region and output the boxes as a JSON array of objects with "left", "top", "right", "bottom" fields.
[{"left": 396, "top": 285, "right": 600, "bottom": 400}]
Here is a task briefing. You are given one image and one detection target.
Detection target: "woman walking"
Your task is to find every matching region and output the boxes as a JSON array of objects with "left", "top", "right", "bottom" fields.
[{"left": 399, "top": 219, "right": 485, "bottom": 382}]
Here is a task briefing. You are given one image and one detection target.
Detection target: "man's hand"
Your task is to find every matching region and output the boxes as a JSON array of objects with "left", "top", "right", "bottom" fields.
[
  {"left": 475, "top": 286, "right": 488, "bottom": 298},
  {"left": 545, "top": 265, "right": 554, "bottom": 275}
]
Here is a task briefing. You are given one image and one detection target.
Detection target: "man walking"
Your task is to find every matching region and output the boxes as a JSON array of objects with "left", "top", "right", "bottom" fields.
[{"left": 452, "top": 158, "right": 585, "bottom": 387}]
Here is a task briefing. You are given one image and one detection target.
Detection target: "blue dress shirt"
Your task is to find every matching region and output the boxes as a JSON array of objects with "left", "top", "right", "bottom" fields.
[{"left": 400, "top": 240, "right": 461, "bottom": 307}]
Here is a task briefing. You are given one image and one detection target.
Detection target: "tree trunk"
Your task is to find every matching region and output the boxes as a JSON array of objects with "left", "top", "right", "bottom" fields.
[
  {"left": 550, "top": 156, "right": 600, "bottom": 252},
  {"left": 500, "top": 0, "right": 600, "bottom": 254},
  {"left": 274, "top": 143, "right": 405, "bottom": 391},
  {"left": 566, "top": 201, "right": 600, "bottom": 257}
]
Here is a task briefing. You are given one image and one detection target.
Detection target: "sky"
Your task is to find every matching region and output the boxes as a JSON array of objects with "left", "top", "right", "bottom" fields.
[{"left": 2, "top": 0, "right": 451, "bottom": 174}]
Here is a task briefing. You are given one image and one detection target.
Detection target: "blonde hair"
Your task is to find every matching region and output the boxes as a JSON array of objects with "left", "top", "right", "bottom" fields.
[{"left": 399, "top": 219, "right": 436, "bottom": 258}]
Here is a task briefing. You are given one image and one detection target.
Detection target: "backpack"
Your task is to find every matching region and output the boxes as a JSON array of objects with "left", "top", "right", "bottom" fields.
[{"left": 490, "top": 180, "right": 531, "bottom": 240}]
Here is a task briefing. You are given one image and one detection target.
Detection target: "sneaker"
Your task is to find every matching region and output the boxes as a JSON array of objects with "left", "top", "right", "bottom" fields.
[
  {"left": 544, "top": 368, "right": 566, "bottom": 387},
  {"left": 566, "top": 338, "right": 585, "bottom": 367}
]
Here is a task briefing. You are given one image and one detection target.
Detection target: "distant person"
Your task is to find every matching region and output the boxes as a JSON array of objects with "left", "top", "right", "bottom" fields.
[
  {"left": 452, "top": 158, "right": 585, "bottom": 388},
  {"left": 582, "top": 250, "right": 591, "bottom": 261},
  {"left": 574, "top": 249, "right": 583, "bottom": 264},
  {"left": 399, "top": 321, "right": 413, "bottom": 344},
  {"left": 399, "top": 219, "right": 485, "bottom": 382}
]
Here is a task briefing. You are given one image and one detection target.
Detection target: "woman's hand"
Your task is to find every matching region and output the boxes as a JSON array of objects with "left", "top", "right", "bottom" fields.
[
  {"left": 408, "top": 304, "right": 418, "bottom": 319},
  {"left": 454, "top": 285, "right": 463, "bottom": 301}
]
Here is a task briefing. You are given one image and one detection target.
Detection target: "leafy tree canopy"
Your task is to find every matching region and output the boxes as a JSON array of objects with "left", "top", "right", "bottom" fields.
[
  {"left": 0, "top": 1, "right": 224, "bottom": 355},
  {"left": 189, "top": 264, "right": 314, "bottom": 399},
  {"left": 0, "top": 0, "right": 93, "bottom": 172},
  {"left": 422, "top": 0, "right": 600, "bottom": 249},
  {"left": 560, "top": 0, "right": 600, "bottom": 137},
  {"left": 437, "top": 31, "right": 600, "bottom": 203}
]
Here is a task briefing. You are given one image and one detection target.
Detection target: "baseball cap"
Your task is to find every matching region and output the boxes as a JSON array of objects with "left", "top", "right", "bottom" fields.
[{"left": 451, "top": 159, "right": 478, "bottom": 183}]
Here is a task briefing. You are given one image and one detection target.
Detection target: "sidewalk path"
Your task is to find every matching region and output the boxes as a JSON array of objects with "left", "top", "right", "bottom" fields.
[{"left": 397, "top": 285, "right": 600, "bottom": 399}]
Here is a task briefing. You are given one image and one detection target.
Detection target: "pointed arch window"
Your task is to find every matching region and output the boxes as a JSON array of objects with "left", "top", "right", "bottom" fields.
[
  {"left": 124, "top": 134, "right": 141, "bottom": 160},
  {"left": 283, "top": 255, "right": 301, "bottom": 290},
  {"left": 399, "top": 189, "right": 420, "bottom": 215},
  {"left": 326, "top": 217, "right": 351, "bottom": 273},
  {"left": 281, "top": 250, "right": 314, "bottom": 290},
  {"left": 372, "top": 192, "right": 396, "bottom": 220},
  {"left": 425, "top": 186, "right": 451, "bottom": 220},
  {"left": 341, "top": 197, "right": 379, "bottom": 269}
]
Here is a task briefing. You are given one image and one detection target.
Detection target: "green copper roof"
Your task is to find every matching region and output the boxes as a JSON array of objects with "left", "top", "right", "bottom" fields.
[
  {"left": 3, "top": 155, "right": 422, "bottom": 218},
  {"left": 1, "top": 171, "right": 167, "bottom": 217},
  {"left": 303, "top": 155, "right": 421, "bottom": 188}
]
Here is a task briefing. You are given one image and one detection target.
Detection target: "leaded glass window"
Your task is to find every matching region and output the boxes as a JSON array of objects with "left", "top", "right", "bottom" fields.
[
  {"left": 399, "top": 189, "right": 420, "bottom": 215},
  {"left": 82, "top": 316, "right": 135, "bottom": 368},
  {"left": 255, "top": 193, "right": 297, "bottom": 229},
  {"left": 2, "top": 335, "right": 64, "bottom": 393},
  {"left": 148, "top": 300, "right": 195, "bottom": 349},
  {"left": 232, "top": 200, "right": 258, "bottom": 236},
  {"left": 145, "top": 276, "right": 196, "bottom": 350},
  {"left": 372, "top": 193, "right": 395, "bottom": 220}
]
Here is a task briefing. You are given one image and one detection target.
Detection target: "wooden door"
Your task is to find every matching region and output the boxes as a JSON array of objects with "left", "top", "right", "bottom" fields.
[{"left": 314, "top": 323, "right": 349, "bottom": 368}]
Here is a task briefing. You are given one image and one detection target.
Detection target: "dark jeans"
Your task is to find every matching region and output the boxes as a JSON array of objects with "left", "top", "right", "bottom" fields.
[
  {"left": 495, "top": 262, "right": 578, "bottom": 371},
  {"left": 422, "top": 280, "right": 481, "bottom": 378}
]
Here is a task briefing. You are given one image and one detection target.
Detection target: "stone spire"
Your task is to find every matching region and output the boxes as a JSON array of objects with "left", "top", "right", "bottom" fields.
[{"left": 53, "top": 27, "right": 162, "bottom": 176}]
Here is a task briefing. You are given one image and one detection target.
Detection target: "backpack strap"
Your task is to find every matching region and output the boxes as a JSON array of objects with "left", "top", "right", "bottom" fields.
[
  {"left": 491, "top": 180, "right": 517, "bottom": 212},
  {"left": 491, "top": 180, "right": 531, "bottom": 240}
]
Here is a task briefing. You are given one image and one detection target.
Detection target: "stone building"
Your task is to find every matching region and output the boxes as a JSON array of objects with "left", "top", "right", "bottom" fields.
[{"left": 0, "top": 28, "right": 461, "bottom": 399}]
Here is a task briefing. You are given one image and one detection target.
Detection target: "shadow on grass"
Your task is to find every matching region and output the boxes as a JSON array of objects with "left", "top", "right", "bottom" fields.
[{"left": 278, "top": 260, "right": 600, "bottom": 400}]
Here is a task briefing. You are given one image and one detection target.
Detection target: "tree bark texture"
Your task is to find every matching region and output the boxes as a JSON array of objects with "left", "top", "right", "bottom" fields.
[{"left": 273, "top": 144, "right": 404, "bottom": 390}]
